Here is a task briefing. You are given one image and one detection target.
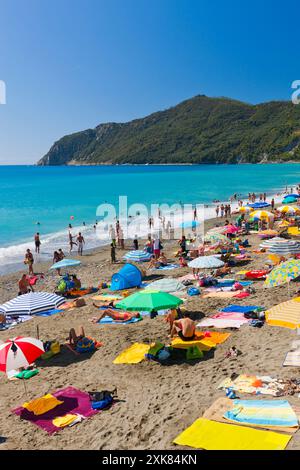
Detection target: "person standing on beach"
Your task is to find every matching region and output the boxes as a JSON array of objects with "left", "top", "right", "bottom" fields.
[
  {"left": 220, "top": 204, "right": 224, "bottom": 218},
  {"left": 193, "top": 207, "right": 197, "bottom": 220},
  {"left": 34, "top": 232, "right": 41, "bottom": 254},
  {"left": 271, "top": 198, "right": 275, "bottom": 210},
  {"left": 133, "top": 236, "right": 139, "bottom": 250},
  {"left": 68, "top": 231, "right": 77, "bottom": 253},
  {"left": 77, "top": 232, "right": 85, "bottom": 256},
  {"left": 24, "top": 249, "right": 34, "bottom": 275},
  {"left": 109, "top": 225, "right": 116, "bottom": 247},
  {"left": 110, "top": 243, "right": 116, "bottom": 263},
  {"left": 216, "top": 205, "right": 219, "bottom": 217}
]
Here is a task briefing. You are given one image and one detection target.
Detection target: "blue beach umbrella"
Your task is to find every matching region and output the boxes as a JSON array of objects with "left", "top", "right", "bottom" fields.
[
  {"left": 50, "top": 259, "right": 81, "bottom": 270},
  {"left": 247, "top": 202, "right": 271, "bottom": 209},
  {"left": 180, "top": 220, "right": 200, "bottom": 229},
  {"left": 123, "top": 250, "right": 152, "bottom": 262}
]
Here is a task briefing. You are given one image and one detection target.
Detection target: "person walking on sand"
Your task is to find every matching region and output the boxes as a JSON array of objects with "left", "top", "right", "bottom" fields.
[
  {"left": 77, "top": 232, "right": 85, "bottom": 256},
  {"left": 34, "top": 232, "right": 41, "bottom": 254},
  {"left": 24, "top": 249, "right": 34, "bottom": 275},
  {"left": 109, "top": 225, "right": 116, "bottom": 247},
  {"left": 68, "top": 232, "right": 77, "bottom": 253},
  {"left": 216, "top": 205, "right": 219, "bottom": 217},
  {"left": 220, "top": 204, "right": 225, "bottom": 218},
  {"left": 111, "top": 242, "right": 116, "bottom": 263}
]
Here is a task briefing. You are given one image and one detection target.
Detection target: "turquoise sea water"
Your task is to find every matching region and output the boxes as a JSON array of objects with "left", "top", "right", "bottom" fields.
[{"left": 0, "top": 164, "right": 300, "bottom": 273}]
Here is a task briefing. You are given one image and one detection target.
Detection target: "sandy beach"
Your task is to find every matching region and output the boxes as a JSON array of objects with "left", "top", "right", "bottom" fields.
[{"left": 1, "top": 215, "right": 300, "bottom": 450}]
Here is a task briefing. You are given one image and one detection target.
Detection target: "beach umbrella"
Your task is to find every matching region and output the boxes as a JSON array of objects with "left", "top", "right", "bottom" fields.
[
  {"left": 144, "top": 278, "right": 185, "bottom": 293},
  {"left": 49, "top": 259, "right": 81, "bottom": 270},
  {"left": 250, "top": 210, "right": 274, "bottom": 221},
  {"left": 282, "top": 197, "right": 298, "bottom": 204},
  {"left": 283, "top": 194, "right": 300, "bottom": 199},
  {"left": 115, "top": 290, "right": 183, "bottom": 312},
  {"left": 265, "top": 297, "right": 300, "bottom": 329},
  {"left": 204, "top": 232, "right": 230, "bottom": 244},
  {"left": 247, "top": 202, "right": 271, "bottom": 209},
  {"left": 264, "top": 259, "right": 300, "bottom": 288},
  {"left": 0, "top": 336, "right": 44, "bottom": 373},
  {"left": 123, "top": 250, "right": 152, "bottom": 263},
  {"left": 277, "top": 206, "right": 300, "bottom": 215},
  {"left": 239, "top": 206, "right": 252, "bottom": 213},
  {"left": 188, "top": 255, "right": 224, "bottom": 269},
  {"left": 179, "top": 221, "right": 200, "bottom": 229},
  {"left": 0, "top": 292, "right": 65, "bottom": 316},
  {"left": 260, "top": 239, "right": 300, "bottom": 256}
]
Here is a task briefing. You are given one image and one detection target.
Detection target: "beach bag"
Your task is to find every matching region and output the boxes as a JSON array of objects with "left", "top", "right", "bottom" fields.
[
  {"left": 187, "top": 287, "right": 200, "bottom": 296},
  {"left": 76, "top": 337, "right": 95, "bottom": 353},
  {"left": 57, "top": 280, "right": 67, "bottom": 294},
  {"left": 50, "top": 341, "right": 60, "bottom": 355},
  {"left": 186, "top": 346, "right": 204, "bottom": 360},
  {"left": 89, "top": 390, "right": 115, "bottom": 410}
]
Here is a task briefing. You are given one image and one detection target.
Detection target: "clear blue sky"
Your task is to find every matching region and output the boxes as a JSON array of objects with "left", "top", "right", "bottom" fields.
[{"left": 0, "top": 0, "right": 299, "bottom": 164}]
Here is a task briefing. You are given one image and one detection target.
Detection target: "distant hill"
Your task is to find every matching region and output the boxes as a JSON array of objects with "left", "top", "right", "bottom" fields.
[{"left": 37, "top": 95, "right": 300, "bottom": 165}]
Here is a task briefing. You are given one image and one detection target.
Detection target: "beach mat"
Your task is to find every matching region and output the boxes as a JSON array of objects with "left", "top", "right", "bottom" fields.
[
  {"left": 171, "top": 332, "right": 230, "bottom": 350},
  {"left": 0, "top": 315, "right": 34, "bottom": 330},
  {"left": 202, "top": 291, "right": 237, "bottom": 299},
  {"left": 13, "top": 386, "right": 99, "bottom": 434},
  {"left": 113, "top": 343, "right": 150, "bottom": 364},
  {"left": 283, "top": 341, "right": 300, "bottom": 367},
  {"left": 173, "top": 417, "right": 291, "bottom": 450},
  {"left": 221, "top": 305, "right": 262, "bottom": 313},
  {"left": 91, "top": 294, "right": 123, "bottom": 301},
  {"left": 154, "top": 264, "right": 179, "bottom": 271},
  {"left": 202, "top": 398, "right": 299, "bottom": 433}
]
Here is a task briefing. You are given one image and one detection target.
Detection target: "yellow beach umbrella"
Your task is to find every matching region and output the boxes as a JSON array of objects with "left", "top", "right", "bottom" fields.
[
  {"left": 239, "top": 206, "right": 251, "bottom": 213},
  {"left": 265, "top": 297, "right": 300, "bottom": 329},
  {"left": 250, "top": 210, "right": 274, "bottom": 220},
  {"left": 278, "top": 220, "right": 291, "bottom": 228},
  {"left": 277, "top": 206, "right": 300, "bottom": 215}
]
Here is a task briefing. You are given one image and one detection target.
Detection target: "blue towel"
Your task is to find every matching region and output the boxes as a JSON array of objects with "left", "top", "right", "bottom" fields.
[
  {"left": 35, "top": 309, "right": 63, "bottom": 317},
  {"left": 98, "top": 316, "right": 142, "bottom": 325},
  {"left": 155, "top": 264, "right": 179, "bottom": 270},
  {"left": 221, "top": 305, "right": 262, "bottom": 313}
]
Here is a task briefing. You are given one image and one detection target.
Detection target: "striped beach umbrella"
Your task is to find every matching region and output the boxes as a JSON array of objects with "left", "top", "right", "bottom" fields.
[
  {"left": 265, "top": 297, "right": 300, "bottom": 329},
  {"left": 258, "top": 229, "right": 278, "bottom": 239},
  {"left": 264, "top": 259, "right": 300, "bottom": 288},
  {"left": 0, "top": 336, "right": 44, "bottom": 373},
  {"left": 277, "top": 206, "right": 300, "bottom": 215},
  {"left": 0, "top": 292, "right": 65, "bottom": 316},
  {"left": 188, "top": 255, "right": 224, "bottom": 269},
  {"left": 144, "top": 278, "right": 185, "bottom": 293},
  {"left": 239, "top": 206, "right": 252, "bottom": 213},
  {"left": 123, "top": 250, "right": 152, "bottom": 262},
  {"left": 250, "top": 210, "right": 274, "bottom": 220},
  {"left": 260, "top": 238, "right": 300, "bottom": 256}
]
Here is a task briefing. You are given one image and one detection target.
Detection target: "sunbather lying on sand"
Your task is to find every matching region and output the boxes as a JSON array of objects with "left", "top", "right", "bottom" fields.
[
  {"left": 90, "top": 307, "right": 141, "bottom": 323},
  {"left": 213, "top": 263, "right": 232, "bottom": 277},
  {"left": 170, "top": 313, "right": 196, "bottom": 341},
  {"left": 67, "top": 326, "right": 85, "bottom": 346}
]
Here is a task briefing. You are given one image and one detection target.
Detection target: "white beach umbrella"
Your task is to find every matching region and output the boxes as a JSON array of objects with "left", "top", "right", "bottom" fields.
[
  {"left": 0, "top": 292, "right": 65, "bottom": 316},
  {"left": 144, "top": 278, "right": 186, "bottom": 293},
  {"left": 188, "top": 256, "right": 224, "bottom": 269}
]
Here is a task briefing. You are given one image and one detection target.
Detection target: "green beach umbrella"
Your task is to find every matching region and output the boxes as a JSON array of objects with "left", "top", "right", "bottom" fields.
[{"left": 115, "top": 290, "right": 183, "bottom": 312}]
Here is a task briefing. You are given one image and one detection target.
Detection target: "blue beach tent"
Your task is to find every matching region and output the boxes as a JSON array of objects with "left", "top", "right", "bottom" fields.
[{"left": 110, "top": 263, "right": 143, "bottom": 291}]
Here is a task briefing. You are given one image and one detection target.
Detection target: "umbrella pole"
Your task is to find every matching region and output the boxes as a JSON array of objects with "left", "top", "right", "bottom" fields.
[
  {"left": 22, "top": 378, "right": 29, "bottom": 399},
  {"left": 36, "top": 325, "right": 39, "bottom": 340}
]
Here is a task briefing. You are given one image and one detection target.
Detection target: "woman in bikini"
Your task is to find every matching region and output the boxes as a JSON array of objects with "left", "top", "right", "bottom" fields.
[{"left": 90, "top": 305, "right": 140, "bottom": 323}]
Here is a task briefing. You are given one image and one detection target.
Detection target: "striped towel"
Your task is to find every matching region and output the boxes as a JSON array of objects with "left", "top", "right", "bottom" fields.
[{"left": 224, "top": 400, "right": 299, "bottom": 428}]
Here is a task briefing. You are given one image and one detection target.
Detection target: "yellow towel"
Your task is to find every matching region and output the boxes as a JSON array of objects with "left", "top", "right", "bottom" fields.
[
  {"left": 173, "top": 418, "right": 291, "bottom": 450},
  {"left": 171, "top": 336, "right": 216, "bottom": 351},
  {"left": 113, "top": 343, "right": 150, "bottom": 364},
  {"left": 52, "top": 414, "right": 78, "bottom": 428},
  {"left": 23, "top": 394, "right": 63, "bottom": 416}
]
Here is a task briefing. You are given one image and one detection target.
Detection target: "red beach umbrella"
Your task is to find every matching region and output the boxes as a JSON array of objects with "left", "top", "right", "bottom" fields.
[{"left": 0, "top": 336, "right": 44, "bottom": 374}]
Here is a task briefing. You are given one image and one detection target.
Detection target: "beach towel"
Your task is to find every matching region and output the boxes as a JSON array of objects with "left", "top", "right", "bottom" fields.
[
  {"left": 221, "top": 305, "right": 262, "bottom": 313},
  {"left": 202, "top": 291, "right": 237, "bottom": 299},
  {"left": 202, "top": 397, "right": 300, "bottom": 434},
  {"left": 113, "top": 343, "right": 150, "bottom": 364},
  {"left": 13, "top": 387, "right": 98, "bottom": 434},
  {"left": 35, "top": 309, "right": 63, "bottom": 317},
  {"left": 173, "top": 417, "right": 291, "bottom": 450},
  {"left": 171, "top": 332, "right": 229, "bottom": 350},
  {"left": 218, "top": 374, "right": 286, "bottom": 396},
  {"left": 197, "top": 318, "right": 248, "bottom": 329},
  {"left": 283, "top": 340, "right": 300, "bottom": 367},
  {"left": 154, "top": 264, "right": 179, "bottom": 271},
  {"left": 0, "top": 315, "right": 34, "bottom": 330},
  {"left": 98, "top": 316, "right": 143, "bottom": 325},
  {"left": 234, "top": 292, "right": 250, "bottom": 299},
  {"left": 213, "top": 311, "right": 250, "bottom": 321},
  {"left": 223, "top": 399, "right": 299, "bottom": 429},
  {"left": 91, "top": 294, "right": 123, "bottom": 301},
  {"left": 68, "top": 287, "right": 97, "bottom": 297}
]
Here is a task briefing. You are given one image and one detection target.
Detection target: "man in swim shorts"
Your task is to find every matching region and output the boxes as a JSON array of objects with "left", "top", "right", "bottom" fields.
[{"left": 170, "top": 313, "right": 196, "bottom": 341}]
